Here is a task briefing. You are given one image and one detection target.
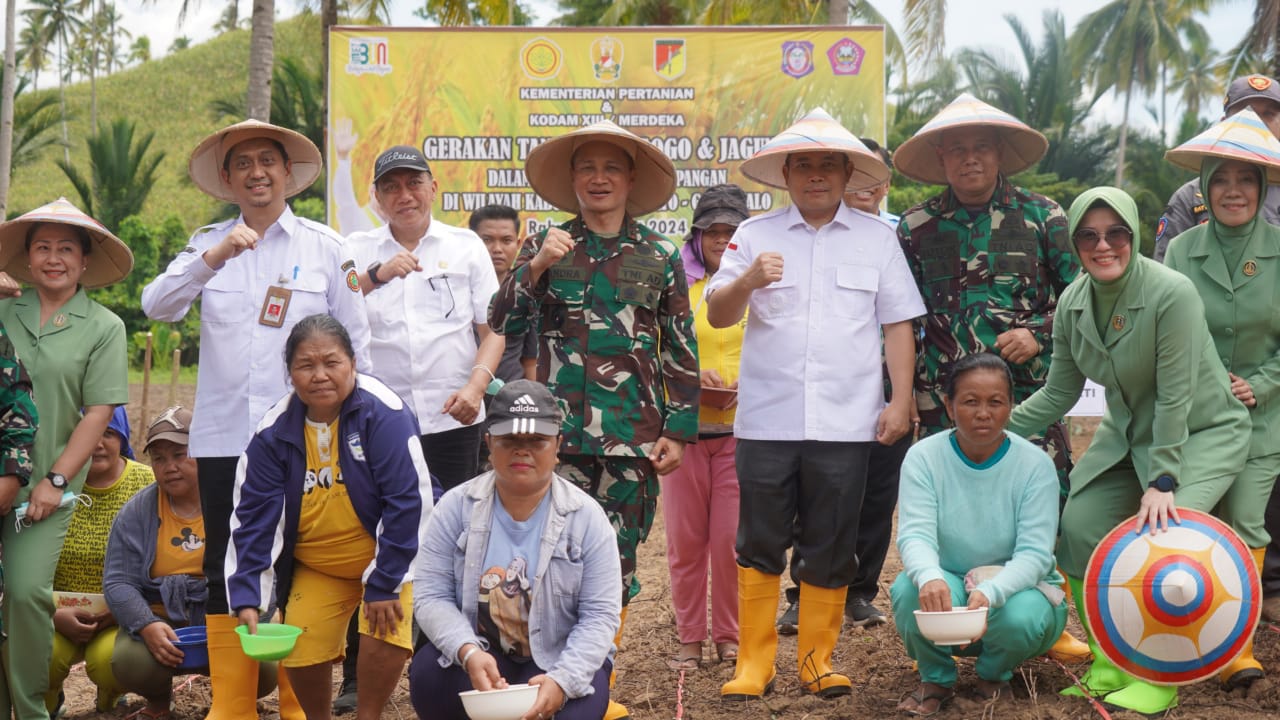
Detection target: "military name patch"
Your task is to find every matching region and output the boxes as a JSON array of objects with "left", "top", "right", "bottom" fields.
[
  {"left": 550, "top": 266, "right": 588, "bottom": 283},
  {"left": 341, "top": 259, "right": 356, "bottom": 271}
]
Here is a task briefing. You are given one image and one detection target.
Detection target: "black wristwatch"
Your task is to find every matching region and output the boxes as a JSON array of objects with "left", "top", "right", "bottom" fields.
[
  {"left": 1148, "top": 473, "right": 1177, "bottom": 493},
  {"left": 45, "top": 471, "right": 68, "bottom": 490},
  {"left": 367, "top": 261, "right": 387, "bottom": 287}
]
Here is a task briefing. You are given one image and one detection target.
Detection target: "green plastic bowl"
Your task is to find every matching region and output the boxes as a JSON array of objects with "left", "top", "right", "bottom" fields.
[{"left": 235, "top": 623, "right": 302, "bottom": 661}]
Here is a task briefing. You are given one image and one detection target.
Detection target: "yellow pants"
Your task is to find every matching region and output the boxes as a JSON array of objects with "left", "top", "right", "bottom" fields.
[
  {"left": 282, "top": 563, "right": 413, "bottom": 668},
  {"left": 45, "top": 627, "right": 121, "bottom": 713}
]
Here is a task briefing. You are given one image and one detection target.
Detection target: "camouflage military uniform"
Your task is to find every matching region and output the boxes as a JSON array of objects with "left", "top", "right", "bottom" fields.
[
  {"left": 1153, "top": 179, "right": 1280, "bottom": 262},
  {"left": 898, "top": 178, "right": 1079, "bottom": 499},
  {"left": 489, "top": 215, "right": 700, "bottom": 603},
  {"left": 0, "top": 323, "right": 36, "bottom": 487}
]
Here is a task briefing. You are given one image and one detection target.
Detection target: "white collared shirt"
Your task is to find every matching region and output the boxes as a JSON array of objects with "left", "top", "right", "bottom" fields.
[
  {"left": 707, "top": 204, "right": 925, "bottom": 442},
  {"left": 141, "top": 206, "right": 372, "bottom": 457},
  {"left": 346, "top": 219, "right": 499, "bottom": 434}
]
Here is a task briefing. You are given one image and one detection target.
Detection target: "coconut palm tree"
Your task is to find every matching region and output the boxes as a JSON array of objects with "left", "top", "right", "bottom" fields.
[
  {"left": 1, "top": 0, "right": 16, "bottom": 217},
  {"left": 24, "top": 0, "right": 85, "bottom": 164},
  {"left": 128, "top": 35, "right": 150, "bottom": 65},
  {"left": 418, "top": 0, "right": 532, "bottom": 24},
  {"left": 1230, "top": 0, "right": 1280, "bottom": 78},
  {"left": 18, "top": 19, "right": 47, "bottom": 90},
  {"left": 56, "top": 117, "right": 166, "bottom": 232},
  {"left": 1071, "top": 0, "right": 1184, "bottom": 186}
]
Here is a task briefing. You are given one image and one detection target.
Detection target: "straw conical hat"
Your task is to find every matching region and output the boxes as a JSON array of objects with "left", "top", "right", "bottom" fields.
[
  {"left": 739, "top": 108, "right": 889, "bottom": 191},
  {"left": 1165, "top": 107, "right": 1280, "bottom": 184},
  {"left": 524, "top": 120, "right": 676, "bottom": 216},
  {"left": 189, "top": 119, "right": 322, "bottom": 202},
  {"left": 895, "top": 93, "right": 1048, "bottom": 185},
  {"left": 0, "top": 197, "right": 134, "bottom": 289}
]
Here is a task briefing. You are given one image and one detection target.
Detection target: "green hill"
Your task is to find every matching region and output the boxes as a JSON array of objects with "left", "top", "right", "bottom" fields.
[{"left": 9, "top": 13, "right": 324, "bottom": 227}]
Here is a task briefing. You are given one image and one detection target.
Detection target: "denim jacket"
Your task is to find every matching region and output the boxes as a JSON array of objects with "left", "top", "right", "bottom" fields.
[{"left": 413, "top": 471, "right": 621, "bottom": 698}]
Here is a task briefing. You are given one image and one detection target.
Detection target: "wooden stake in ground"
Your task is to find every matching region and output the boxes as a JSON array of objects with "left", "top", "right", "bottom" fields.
[
  {"left": 140, "top": 332, "right": 153, "bottom": 437},
  {"left": 168, "top": 348, "right": 181, "bottom": 406}
]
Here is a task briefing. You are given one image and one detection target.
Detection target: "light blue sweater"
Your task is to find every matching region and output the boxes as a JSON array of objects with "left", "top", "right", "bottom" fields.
[{"left": 896, "top": 431, "right": 1063, "bottom": 607}]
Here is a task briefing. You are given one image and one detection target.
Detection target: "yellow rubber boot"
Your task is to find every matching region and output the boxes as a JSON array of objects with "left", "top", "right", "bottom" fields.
[
  {"left": 1219, "top": 547, "right": 1267, "bottom": 689},
  {"left": 721, "top": 567, "right": 781, "bottom": 701},
  {"left": 603, "top": 608, "right": 630, "bottom": 720},
  {"left": 205, "top": 614, "right": 261, "bottom": 720},
  {"left": 1046, "top": 568, "right": 1092, "bottom": 664},
  {"left": 796, "top": 582, "right": 852, "bottom": 698},
  {"left": 276, "top": 663, "right": 305, "bottom": 720}
]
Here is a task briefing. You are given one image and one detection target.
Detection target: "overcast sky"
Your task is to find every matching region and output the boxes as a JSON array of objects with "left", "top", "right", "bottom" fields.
[{"left": 0, "top": 0, "right": 1259, "bottom": 133}]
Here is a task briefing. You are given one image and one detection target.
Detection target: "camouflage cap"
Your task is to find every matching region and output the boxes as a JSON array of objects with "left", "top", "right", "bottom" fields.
[{"left": 691, "top": 184, "right": 749, "bottom": 229}]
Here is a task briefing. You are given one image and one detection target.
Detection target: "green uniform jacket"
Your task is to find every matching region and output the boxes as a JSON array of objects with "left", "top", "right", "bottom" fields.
[
  {"left": 1008, "top": 255, "right": 1250, "bottom": 490},
  {"left": 897, "top": 178, "right": 1079, "bottom": 427},
  {"left": 1165, "top": 222, "right": 1280, "bottom": 458},
  {"left": 488, "top": 216, "right": 700, "bottom": 457}
]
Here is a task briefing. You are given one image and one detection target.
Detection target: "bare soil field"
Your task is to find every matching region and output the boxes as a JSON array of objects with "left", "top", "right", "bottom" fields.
[{"left": 57, "top": 400, "right": 1280, "bottom": 719}]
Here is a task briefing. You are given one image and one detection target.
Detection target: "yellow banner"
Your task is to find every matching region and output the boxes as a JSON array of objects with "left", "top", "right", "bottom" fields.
[{"left": 328, "top": 26, "right": 885, "bottom": 237}]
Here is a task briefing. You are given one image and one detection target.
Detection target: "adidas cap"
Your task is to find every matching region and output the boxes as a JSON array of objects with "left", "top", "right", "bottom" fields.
[{"left": 487, "top": 380, "right": 562, "bottom": 437}]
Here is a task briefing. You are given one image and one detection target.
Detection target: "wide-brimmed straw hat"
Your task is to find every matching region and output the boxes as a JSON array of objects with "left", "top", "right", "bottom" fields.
[
  {"left": 1165, "top": 107, "right": 1280, "bottom": 184},
  {"left": 189, "top": 119, "right": 322, "bottom": 202},
  {"left": 524, "top": 120, "right": 676, "bottom": 216},
  {"left": 894, "top": 93, "right": 1049, "bottom": 185},
  {"left": 0, "top": 197, "right": 133, "bottom": 289},
  {"left": 739, "top": 108, "right": 890, "bottom": 191}
]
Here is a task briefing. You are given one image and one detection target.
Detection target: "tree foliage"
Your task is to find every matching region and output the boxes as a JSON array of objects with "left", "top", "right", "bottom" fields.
[{"left": 56, "top": 117, "right": 165, "bottom": 232}]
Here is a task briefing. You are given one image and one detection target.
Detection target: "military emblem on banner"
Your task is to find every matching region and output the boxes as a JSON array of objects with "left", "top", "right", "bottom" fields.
[
  {"left": 521, "top": 37, "right": 563, "bottom": 81},
  {"left": 591, "top": 36, "right": 623, "bottom": 83},
  {"left": 654, "top": 38, "right": 686, "bottom": 81},
  {"left": 826, "top": 37, "right": 865, "bottom": 76},
  {"left": 781, "top": 40, "right": 813, "bottom": 79}
]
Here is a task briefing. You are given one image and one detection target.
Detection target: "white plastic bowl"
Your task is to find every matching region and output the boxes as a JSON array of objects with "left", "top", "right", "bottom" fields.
[
  {"left": 459, "top": 683, "right": 539, "bottom": 720},
  {"left": 913, "top": 607, "right": 989, "bottom": 646}
]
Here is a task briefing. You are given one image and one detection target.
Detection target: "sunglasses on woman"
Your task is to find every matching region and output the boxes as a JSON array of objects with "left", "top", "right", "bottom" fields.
[{"left": 1072, "top": 225, "right": 1133, "bottom": 251}]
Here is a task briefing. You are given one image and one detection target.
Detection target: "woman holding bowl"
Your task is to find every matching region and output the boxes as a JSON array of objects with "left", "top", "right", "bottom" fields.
[
  {"left": 410, "top": 379, "right": 621, "bottom": 720},
  {"left": 226, "top": 314, "right": 431, "bottom": 720},
  {"left": 1007, "top": 186, "right": 1250, "bottom": 715},
  {"left": 0, "top": 197, "right": 131, "bottom": 720},
  {"left": 892, "top": 353, "right": 1067, "bottom": 715}
]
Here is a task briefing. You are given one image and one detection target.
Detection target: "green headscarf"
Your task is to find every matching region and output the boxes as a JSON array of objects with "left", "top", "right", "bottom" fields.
[
  {"left": 1199, "top": 157, "right": 1264, "bottom": 271},
  {"left": 1066, "top": 186, "right": 1141, "bottom": 334}
]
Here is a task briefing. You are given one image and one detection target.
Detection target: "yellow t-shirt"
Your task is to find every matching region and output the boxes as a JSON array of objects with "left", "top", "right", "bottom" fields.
[
  {"left": 294, "top": 418, "right": 375, "bottom": 578},
  {"left": 152, "top": 489, "right": 205, "bottom": 579},
  {"left": 54, "top": 459, "right": 154, "bottom": 593}
]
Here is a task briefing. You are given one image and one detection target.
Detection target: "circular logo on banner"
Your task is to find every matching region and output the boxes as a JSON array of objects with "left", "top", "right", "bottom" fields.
[
  {"left": 521, "top": 37, "right": 563, "bottom": 81},
  {"left": 1084, "top": 509, "right": 1261, "bottom": 685}
]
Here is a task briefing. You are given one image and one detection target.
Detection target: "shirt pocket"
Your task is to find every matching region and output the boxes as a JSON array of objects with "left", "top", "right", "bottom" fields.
[
  {"left": 830, "top": 264, "right": 878, "bottom": 319},
  {"left": 546, "top": 541, "right": 585, "bottom": 599},
  {"left": 753, "top": 276, "right": 800, "bottom": 320},
  {"left": 201, "top": 283, "right": 251, "bottom": 325},
  {"left": 286, "top": 275, "right": 330, "bottom": 326}
]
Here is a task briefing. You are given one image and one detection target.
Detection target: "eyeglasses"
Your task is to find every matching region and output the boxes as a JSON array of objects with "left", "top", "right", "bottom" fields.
[
  {"left": 427, "top": 274, "right": 455, "bottom": 318},
  {"left": 490, "top": 435, "right": 556, "bottom": 452},
  {"left": 1072, "top": 226, "right": 1133, "bottom": 251}
]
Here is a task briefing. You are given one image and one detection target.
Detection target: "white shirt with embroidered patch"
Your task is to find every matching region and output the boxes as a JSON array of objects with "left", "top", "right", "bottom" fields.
[
  {"left": 346, "top": 219, "right": 500, "bottom": 434},
  {"left": 141, "top": 206, "right": 372, "bottom": 458},
  {"left": 707, "top": 203, "right": 925, "bottom": 442}
]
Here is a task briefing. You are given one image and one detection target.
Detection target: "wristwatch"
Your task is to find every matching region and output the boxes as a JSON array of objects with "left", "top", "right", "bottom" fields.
[
  {"left": 367, "top": 261, "right": 387, "bottom": 287},
  {"left": 1148, "top": 473, "right": 1177, "bottom": 493},
  {"left": 45, "top": 471, "right": 69, "bottom": 490}
]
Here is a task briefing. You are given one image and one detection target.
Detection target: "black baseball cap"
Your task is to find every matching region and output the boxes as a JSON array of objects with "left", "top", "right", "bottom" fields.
[
  {"left": 1225, "top": 75, "right": 1280, "bottom": 114},
  {"left": 373, "top": 145, "right": 432, "bottom": 183},
  {"left": 487, "top": 380, "right": 562, "bottom": 436}
]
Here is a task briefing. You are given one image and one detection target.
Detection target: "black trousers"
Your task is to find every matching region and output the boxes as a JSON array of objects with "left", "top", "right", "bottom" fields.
[
  {"left": 735, "top": 439, "right": 873, "bottom": 588},
  {"left": 1263, "top": 474, "right": 1280, "bottom": 596},
  {"left": 197, "top": 456, "right": 242, "bottom": 615},
  {"left": 785, "top": 434, "right": 911, "bottom": 603},
  {"left": 420, "top": 423, "right": 484, "bottom": 492}
]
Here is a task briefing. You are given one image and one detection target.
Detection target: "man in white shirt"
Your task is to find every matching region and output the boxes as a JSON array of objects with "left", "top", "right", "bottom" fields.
[
  {"left": 706, "top": 109, "right": 924, "bottom": 702},
  {"left": 141, "top": 119, "right": 370, "bottom": 720},
  {"left": 348, "top": 145, "right": 503, "bottom": 490}
]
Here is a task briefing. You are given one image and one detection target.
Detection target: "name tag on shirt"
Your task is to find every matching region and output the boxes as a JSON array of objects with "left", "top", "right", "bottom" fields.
[{"left": 259, "top": 286, "right": 293, "bottom": 327}]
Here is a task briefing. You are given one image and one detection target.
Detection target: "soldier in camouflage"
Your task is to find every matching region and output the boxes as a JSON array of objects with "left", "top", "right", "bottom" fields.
[
  {"left": 488, "top": 120, "right": 698, "bottom": 720},
  {"left": 1154, "top": 74, "right": 1280, "bottom": 263},
  {"left": 894, "top": 93, "right": 1089, "bottom": 664},
  {"left": 0, "top": 321, "right": 37, "bottom": 520}
]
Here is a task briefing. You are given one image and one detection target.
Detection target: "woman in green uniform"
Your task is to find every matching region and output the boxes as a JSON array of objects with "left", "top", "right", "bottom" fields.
[
  {"left": 1007, "top": 186, "right": 1250, "bottom": 715},
  {"left": 1162, "top": 107, "right": 1280, "bottom": 690},
  {"left": 0, "top": 198, "right": 131, "bottom": 720}
]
